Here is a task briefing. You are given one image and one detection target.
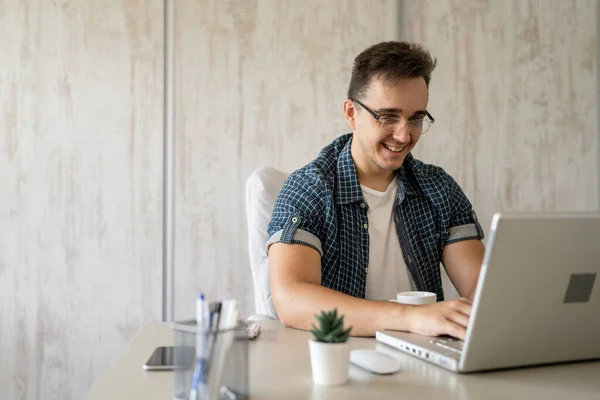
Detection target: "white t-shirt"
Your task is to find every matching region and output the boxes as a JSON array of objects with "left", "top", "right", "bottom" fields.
[{"left": 361, "top": 179, "right": 414, "bottom": 301}]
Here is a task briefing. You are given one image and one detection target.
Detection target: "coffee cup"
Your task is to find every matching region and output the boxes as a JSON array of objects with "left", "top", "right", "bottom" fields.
[{"left": 389, "top": 291, "right": 437, "bottom": 305}]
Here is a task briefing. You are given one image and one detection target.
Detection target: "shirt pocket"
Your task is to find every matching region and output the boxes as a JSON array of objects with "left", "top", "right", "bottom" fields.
[{"left": 422, "top": 225, "right": 444, "bottom": 257}]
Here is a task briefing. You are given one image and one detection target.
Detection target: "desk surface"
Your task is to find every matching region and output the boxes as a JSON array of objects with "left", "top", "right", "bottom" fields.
[{"left": 84, "top": 320, "right": 600, "bottom": 399}]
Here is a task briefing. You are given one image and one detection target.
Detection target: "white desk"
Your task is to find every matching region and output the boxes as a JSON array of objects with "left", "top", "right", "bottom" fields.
[{"left": 84, "top": 320, "right": 600, "bottom": 399}]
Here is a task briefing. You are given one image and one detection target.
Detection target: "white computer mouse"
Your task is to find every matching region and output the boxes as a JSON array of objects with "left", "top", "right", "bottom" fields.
[{"left": 350, "top": 349, "right": 401, "bottom": 375}]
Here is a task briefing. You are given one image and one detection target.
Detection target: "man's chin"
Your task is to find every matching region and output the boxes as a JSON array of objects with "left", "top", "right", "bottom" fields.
[
  {"left": 377, "top": 152, "right": 408, "bottom": 170},
  {"left": 374, "top": 160, "right": 404, "bottom": 173}
]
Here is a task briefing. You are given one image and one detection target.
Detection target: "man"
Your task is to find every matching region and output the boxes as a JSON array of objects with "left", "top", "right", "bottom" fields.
[{"left": 266, "top": 41, "right": 485, "bottom": 340}]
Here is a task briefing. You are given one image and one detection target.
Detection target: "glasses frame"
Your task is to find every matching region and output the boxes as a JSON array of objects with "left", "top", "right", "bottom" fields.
[{"left": 350, "top": 97, "right": 435, "bottom": 136}]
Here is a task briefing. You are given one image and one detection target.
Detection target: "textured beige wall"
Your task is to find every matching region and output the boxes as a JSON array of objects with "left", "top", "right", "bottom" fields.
[
  {"left": 402, "top": 0, "right": 599, "bottom": 233},
  {"left": 0, "top": 1, "right": 164, "bottom": 399},
  {"left": 173, "top": 0, "right": 399, "bottom": 319}
]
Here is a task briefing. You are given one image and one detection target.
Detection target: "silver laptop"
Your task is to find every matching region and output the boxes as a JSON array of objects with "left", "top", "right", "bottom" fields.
[{"left": 376, "top": 212, "right": 600, "bottom": 373}]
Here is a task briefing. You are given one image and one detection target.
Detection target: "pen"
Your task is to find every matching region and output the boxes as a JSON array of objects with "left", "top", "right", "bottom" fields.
[
  {"left": 196, "top": 293, "right": 205, "bottom": 328},
  {"left": 202, "top": 298, "right": 210, "bottom": 330},
  {"left": 190, "top": 295, "right": 203, "bottom": 400},
  {"left": 212, "top": 302, "right": 222, "bottom": 333},
  {"left": 190, "top": 295, "right": 210, "bottom": 400},
  {"left": 189, "top": 358, "right": 205, "bottom": 400}
]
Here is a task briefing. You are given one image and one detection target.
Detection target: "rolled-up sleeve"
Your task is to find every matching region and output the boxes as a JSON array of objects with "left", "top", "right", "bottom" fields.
[
  {"left": 266, "top": 174, "right": 323, "bottom": 256},
  {"left": 444, "top": 173, "right": 485, "bottom": 245}
]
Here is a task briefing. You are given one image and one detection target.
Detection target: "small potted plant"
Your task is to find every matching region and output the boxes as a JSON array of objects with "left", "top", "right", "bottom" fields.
[{"left": 308, "top": 308, "right": 352, "bottom": 386}]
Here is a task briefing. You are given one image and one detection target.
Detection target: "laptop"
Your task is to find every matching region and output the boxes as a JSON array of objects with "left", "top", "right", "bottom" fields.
[{"left": 375, "top": 212, "right": 600, "bottom": 373}]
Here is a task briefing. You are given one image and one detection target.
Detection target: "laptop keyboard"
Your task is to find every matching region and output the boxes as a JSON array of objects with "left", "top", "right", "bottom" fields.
[{"left": 429, "top": 337, "right": 464, "bottom": 354}]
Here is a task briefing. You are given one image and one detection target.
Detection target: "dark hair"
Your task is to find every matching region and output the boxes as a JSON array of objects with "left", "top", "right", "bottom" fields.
[{"left": 347, "top": 41, "right": 437, "bottom": 101}]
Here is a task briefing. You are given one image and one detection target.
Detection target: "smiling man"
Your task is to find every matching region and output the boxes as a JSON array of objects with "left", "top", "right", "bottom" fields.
[{"left": 266, "top": 41, "right": 485, "bottom": 339}]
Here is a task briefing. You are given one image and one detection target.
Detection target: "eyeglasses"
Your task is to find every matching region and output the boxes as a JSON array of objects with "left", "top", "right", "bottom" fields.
[{"left": 350, "top": 97, "right": 435, "bottom": 136}]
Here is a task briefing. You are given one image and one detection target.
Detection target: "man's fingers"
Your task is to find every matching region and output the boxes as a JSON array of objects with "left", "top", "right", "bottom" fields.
[
  {"left": 445, "top": 319, "right": 467, "bottom": 340},
  {"left": 452, "top": 300, "right": 472, "bottom": 317},
  {"left": 448, "top": 311, "right": 469, "bottom": 328}
]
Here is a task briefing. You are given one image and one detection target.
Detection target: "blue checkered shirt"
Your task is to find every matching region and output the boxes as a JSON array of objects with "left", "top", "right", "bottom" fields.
[{"left": 267, "top": 133, "right": 484, "bottom": 301}]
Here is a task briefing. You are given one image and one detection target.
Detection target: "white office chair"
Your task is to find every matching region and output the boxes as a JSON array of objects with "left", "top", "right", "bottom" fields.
[{"left": 244, "top": 166, "right": 290, "bottom": 321}]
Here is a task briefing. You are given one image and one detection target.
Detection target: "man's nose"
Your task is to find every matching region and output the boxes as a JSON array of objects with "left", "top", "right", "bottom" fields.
[{"left": 392, "top": 123, "right": 411, "bottom": 143}]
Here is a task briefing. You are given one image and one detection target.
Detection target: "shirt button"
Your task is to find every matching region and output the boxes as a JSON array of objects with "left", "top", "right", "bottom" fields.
[
  {"left": 291, "top": 217, "right": 298, "bottom": 223},
  {"left": 365, "top": 268, "right": 369, "bottom": 274},
  {"left": 363, "top": 223, "right": 368, "bottom": 229},
  {"left": 360, "top": 203, "right": 366, "bottom": 208},
  {"left": 435, "top": 233, "right": 440, "bottom": 238}
]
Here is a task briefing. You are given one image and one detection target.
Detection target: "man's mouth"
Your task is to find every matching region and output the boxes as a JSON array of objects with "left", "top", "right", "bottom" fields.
[{"left": 382, "top": 143, "right": 409, "bottom": 153}]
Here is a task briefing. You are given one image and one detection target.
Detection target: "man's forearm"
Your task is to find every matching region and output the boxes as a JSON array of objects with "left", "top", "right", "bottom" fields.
[
  {"left": 443, "top": 239, "right": 484, "bottom": 300},
  {"left": 273, "top": 281, "right": 411, "bottom": 337}
]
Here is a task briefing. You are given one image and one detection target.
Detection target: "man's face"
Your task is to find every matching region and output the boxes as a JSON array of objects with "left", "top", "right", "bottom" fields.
[{"left": 349, "top": 76, "right": 429, "bottom": 173}]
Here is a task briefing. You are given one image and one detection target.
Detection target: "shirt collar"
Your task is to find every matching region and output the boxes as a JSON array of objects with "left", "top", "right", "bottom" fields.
[
  {"left": 335, "top": 136, "right": 424, "bottom": 205},
  {"left": 396, "top": 153, "right": 424, "bottom": 202}
]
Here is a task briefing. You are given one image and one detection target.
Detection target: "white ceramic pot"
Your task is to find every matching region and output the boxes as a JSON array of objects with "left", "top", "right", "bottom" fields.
[{"left": 308, "top": 339, "right": 350, "bottom": 386}]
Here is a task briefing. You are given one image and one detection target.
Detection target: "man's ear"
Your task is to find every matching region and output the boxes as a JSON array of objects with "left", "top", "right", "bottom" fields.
[{"left": 343, "top": 99, "right": 357, "bottom": 130}]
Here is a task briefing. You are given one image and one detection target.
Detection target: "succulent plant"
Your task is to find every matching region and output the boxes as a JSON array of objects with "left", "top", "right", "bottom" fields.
[{"left": 310, "top": 308, "right": 352, "bottom": 343}]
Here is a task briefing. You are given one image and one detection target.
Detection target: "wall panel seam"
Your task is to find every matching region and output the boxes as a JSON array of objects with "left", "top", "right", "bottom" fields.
[{"left": 163, "top": 0, "right": 175, "bottom": 322}]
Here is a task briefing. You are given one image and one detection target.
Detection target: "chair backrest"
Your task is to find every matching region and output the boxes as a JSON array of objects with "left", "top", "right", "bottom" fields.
[{"left": 245, "top": 166, "right": 289, "bottom": 319}]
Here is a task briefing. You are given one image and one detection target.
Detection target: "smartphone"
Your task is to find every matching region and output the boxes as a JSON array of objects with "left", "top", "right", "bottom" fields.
[{"left": 143, "top": 346, "right": 196, "bottom": 371}]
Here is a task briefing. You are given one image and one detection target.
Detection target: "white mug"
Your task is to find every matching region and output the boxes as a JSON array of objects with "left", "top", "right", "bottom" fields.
[{"left": 389, "top": 291, "right": 437, "bottom": 305}]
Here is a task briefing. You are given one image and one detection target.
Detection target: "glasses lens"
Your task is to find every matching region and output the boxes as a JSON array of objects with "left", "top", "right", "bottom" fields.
[
  {"left": 381, "top": 119, "right": 432, "bottom": 135},
  {"left": 380, "top": 119, "right": 400, "bottom": 135},
  {"left": 409, "top": 119, "right": 432, "bottom": 135}
]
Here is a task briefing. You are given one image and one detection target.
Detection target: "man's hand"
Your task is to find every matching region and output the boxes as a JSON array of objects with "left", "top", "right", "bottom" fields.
[{"left": 405, "top": 298, "right": 472, "bottom": 340}]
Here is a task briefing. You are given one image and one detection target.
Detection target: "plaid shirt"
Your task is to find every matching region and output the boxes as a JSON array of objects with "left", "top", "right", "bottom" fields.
[{"left": 267, "top": 133, "right": 484, "bottom": 301}]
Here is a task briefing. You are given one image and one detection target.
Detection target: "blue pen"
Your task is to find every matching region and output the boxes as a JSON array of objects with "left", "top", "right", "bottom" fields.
[
  {"left": 190, "top": 295, "right": 209, "bottom": 400},
  {"left": 189, "top": 358, "right": 205, "bottom": 400},
  {"left": 202, "top": 298, "right": 210, "bottom": 330}
]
